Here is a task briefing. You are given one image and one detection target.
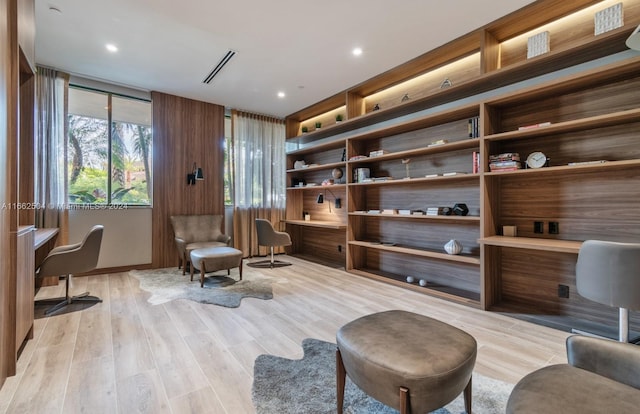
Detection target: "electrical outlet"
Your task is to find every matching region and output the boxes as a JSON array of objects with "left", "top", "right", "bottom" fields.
[
  {"left": 338, "top": 245, "right": 342, "bottom": 252},
  {"left": 534, "top": 221, "right": 544, "bottom": 234},
  {"left": 549, "top": 221, "right": 559, "bottom": 234},
  {"left": 558, "top": 284, "right": 570, "bottom": 298}
]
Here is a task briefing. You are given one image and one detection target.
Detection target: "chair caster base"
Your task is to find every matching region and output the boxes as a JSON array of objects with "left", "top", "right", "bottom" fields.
[
  {"left": 37, "top": 292, "right": 103, "bottom": 316},
  {"left": 247, "top": 259, "right": 292, "bottom": 268}
]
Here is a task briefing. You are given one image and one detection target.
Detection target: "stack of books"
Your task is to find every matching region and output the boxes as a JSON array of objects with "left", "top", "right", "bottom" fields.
[{"left": 489, "top": 153, "right": 521, "bottom": 172}]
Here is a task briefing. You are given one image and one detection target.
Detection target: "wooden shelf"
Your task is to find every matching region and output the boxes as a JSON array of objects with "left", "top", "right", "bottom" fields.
[
  {"left": 348, "top": 139, "right": 479, "bottom": 164},
  {"left": 484, "top": 159, "right": 640, "bottom": 177},
  {"left": 350, "top": 173, "right": 479, "bottom": 187},
  {"left": 349, "top": 212, "right": 479, "bottom": 223},
  {"left": 284, "top": 1, "right": 640, "bottom": 313},
  {"left": 349, "top": 240, "right": 480, "bottom": 265},
  {"left": 286, "top": 25, "right": 633, "bottom": 142},
  {"left": 479, "top": 236, "right": 582, "bottom": 254},
  {"left": 286, "top": 137, "right": 346, "bottom": 155},
  {"left": 286, "top": 183, "right": 347, "bottom": 191},
  {"left": 484, "top": 108, "right": 640, "bottom": 142},
  {"left": 349, "top": 268, "right": 481, "bottom": 306},
  {"left": 286, "top": 161, "right": 345, "bottom": 173},
  {"left": 283, "top": 220, "right": 347, "bottom": 230}
]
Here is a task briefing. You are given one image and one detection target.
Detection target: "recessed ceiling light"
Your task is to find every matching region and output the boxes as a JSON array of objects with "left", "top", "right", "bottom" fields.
[
  {"left": 352, "top": 47, "right": 363, "bottom": 56},
  {"left": 277, "top": 91, "right": 286, "bottom": 98},
  {"left": 106, "top": 44, "right": 118, "bottom": 53}
]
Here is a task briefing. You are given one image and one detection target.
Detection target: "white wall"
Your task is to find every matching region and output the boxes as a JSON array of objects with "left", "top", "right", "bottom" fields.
[{"left": 68, "top": 207, "right": 152, "bottom": 269}]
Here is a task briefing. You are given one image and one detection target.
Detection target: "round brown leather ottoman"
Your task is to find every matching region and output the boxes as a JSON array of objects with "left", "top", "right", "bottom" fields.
[
  {"left": 336, "top": 310, "right": 477, "bottom": 414},
  {"left": 189, "top": 247, "right": 243, "bottom": 287}
]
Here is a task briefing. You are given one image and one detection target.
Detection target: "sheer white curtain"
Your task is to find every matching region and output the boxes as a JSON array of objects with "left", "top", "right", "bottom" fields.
[
  {"left": 231, "top": 110, "right": 286, "bottom": 257},
  {"left": 34, "top": 67, "right": 68, "bottom": 235}
]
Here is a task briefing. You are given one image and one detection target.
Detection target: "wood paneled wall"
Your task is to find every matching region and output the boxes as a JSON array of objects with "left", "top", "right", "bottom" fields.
[
  {"left": 1, "top": 0, "right": 19, "bottom": 388},
  {"left": 151, "top": 92, "right": 225, "bottom": 268}
]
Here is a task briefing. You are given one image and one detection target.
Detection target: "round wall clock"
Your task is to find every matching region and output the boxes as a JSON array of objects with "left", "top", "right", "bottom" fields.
[{"left": 526, "top": 151, "right": 548, "bottom": 169}]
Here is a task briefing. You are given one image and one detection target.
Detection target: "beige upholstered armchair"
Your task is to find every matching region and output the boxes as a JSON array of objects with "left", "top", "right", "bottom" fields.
[{"left": 170, "top": 215, "right": 231, "bottom": 274}]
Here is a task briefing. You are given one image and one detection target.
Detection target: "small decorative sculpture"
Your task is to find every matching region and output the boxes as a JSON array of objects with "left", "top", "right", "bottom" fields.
[
  {"left": 406, "top": 276, "right": 415, "bottom": 283},
  {"left": 373, "top": 104, "right": 380, "bottom": 111},
  {"left": 419, "top": 279, "right": 428, "bottom": 287},
  {"left": 332, "top": 168, "right": 343, "bottom": 181},
  {"left": 444, "top": 239, "right": 463, "bottom": 255},
  {"left": 402, "top": 158, "right": 411, "bottom": 179}
]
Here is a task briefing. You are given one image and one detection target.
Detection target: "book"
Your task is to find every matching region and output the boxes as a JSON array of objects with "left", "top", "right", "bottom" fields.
[
  {"left": 472, "top": 151, "right": 479, "bottom": 174},
  {"left": 443, "top": 172, "right": 466, "bottom": 176},
  {"left": 428, "top": 139, "right": 448, "bottom": 147},
  {"left": 425, "top": 173, "right": 441, "bottom": 178},
  {"left": 398, "top": 209, "right": 412, "bottom": 215},
  {"left": 568, "top": 160, "right": 607, "bottom": 166},
  {"left": 369, "top": 149, "right": 390, "bottom": 157},
  {"left": 381, "top": 209, "right": 398, "bottom": 215},
  {"left": 468, "top": 116, "right": 480, "bottom": 138},
  {"left": 518, "top": 121, "right": 551, "bottom": 130},
  {"left": 490, "top": 153, "right": 520, "bottom": 162}
]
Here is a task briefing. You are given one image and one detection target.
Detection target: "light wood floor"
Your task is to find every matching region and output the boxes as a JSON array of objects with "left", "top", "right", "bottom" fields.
[{"left": 0, "top": 256, "right": 569, "bottom": 414}]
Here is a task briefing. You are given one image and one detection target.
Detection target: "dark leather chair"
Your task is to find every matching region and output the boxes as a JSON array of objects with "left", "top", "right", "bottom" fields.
[
  {"left": 36, "top": 225, "right": 104, "bottom": 315},
  {"left": 575, "top": 240, "right": 640, "bottom": 342},
  {"left": 249, "top": 219, "right": 292, "bottom": 268},
  {"left": 170, "top": 215, "right": 231, "bottom": 275},
  {"left": 507, "top": 335, "right": 640, "bottom": 413}
]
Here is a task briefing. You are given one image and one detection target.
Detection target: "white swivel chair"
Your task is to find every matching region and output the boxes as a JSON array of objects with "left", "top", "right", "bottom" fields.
[{"left": 575, "top": 240, "right": 640, "bottom": 343}]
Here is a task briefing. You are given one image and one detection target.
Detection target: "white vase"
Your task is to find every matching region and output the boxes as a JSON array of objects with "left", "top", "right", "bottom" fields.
[{"left": 444, "top": 239, "right": 463, "bottom": 255}]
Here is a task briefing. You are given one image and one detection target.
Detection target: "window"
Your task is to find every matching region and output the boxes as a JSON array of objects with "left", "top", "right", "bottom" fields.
[{"left": 67, "top": 87, "right": 152, "bottom": 205}]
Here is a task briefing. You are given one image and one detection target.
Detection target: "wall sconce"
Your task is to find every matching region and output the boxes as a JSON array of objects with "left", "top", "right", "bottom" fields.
[
  {"left": 187, "top": 163, "right": 204, "bottom": 185},
  {"left": 627, "top": 25, "right": 640, "bottom": 51},
  {"left": 316, "top": 189, "right": 341, "bottom": 211}
]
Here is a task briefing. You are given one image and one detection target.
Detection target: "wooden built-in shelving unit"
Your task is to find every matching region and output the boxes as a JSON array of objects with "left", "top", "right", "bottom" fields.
[{"left": 284, "top": 0, "right": 640, "bottom": 334}]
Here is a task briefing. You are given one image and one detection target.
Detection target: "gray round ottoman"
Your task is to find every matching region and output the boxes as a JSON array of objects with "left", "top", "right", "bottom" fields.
[
  {"left": 189, "top": 246, "right": 243, "bottom": 287},
  {"left": 336, "top": 310, "right": 477, "bottom": 414}
]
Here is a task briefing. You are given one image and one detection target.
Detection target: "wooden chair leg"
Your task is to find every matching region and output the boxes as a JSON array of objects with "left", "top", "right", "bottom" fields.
[
  {"left": 190, "top": 259, "right": 195, "bottom": 281},
  {"left": 200, "top": 262, "right": 206, "bottom": 288},
  {"left": 399, "top": 387, "right": 410, "bottom": 414},
  {"left": 239, "top": 260, "right": 243, "bottom": 281},
  {"left": 464, "top": 375, "right": 472, "bottom": 414},
  {"left": 336, "top": 349, "right": 346, "bottom": 414},
  {"left": 182, "top": 253, "right": 187, "bottom": 275}
]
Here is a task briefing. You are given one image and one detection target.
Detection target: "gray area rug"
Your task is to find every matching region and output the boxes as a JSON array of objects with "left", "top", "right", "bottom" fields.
[
  {"left": 253, "top": 338, "right": 513, "bottom": 414},
  {"left": 129, "top": 267, "right": 273, "bottom": 307}
]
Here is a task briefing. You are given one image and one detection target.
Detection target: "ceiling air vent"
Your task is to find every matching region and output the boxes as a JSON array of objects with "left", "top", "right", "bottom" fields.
[{"left": 203, "top": 50, "right": 236, "bottom": 84}]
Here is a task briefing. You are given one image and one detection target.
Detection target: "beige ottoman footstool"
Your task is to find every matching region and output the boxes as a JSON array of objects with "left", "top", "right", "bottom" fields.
[
  {"left": 189, "top": 247, "right": 243, "bottom": 287},
  {"left": 336, "top": 310, "right": 477, "bottom": 414}
]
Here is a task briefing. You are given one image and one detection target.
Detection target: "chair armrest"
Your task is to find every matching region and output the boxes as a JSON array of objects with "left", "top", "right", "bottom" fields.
[
  {"left": 217, "top": 234, "right": 232, "bottom": 245},
  {"left": 567, "top": 335, "right": 640, "bottom": 389},
  {"left": 174, "top": 237, "right": 187, "bottom": 253}
]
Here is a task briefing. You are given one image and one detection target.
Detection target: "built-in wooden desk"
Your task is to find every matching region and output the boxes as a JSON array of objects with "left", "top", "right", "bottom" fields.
[
  {"left": 34, "top": 227, "right": 59, "bottom": 250},
  {"left": 283, "top": 219, "right": 347, "bottom": 230},
  {"left": 34, "top": 227, "right": 59, "bottom": 287}
]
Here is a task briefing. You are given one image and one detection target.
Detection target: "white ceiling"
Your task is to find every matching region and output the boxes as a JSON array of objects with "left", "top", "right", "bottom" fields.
[{"left": 36, "top": 0, "right": 537, "bottom": 118}]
